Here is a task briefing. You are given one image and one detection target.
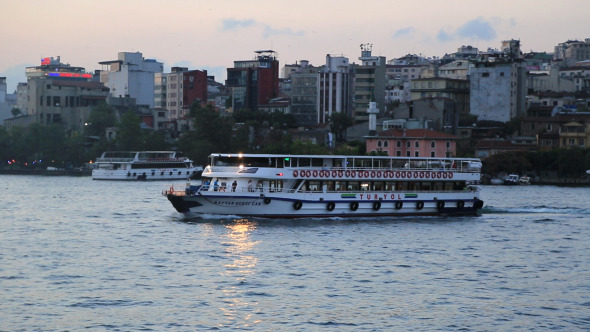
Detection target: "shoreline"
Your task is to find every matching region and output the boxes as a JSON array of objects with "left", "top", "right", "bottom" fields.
[{"left": 0, "top": 169, "right": 91, "bottom": 176}]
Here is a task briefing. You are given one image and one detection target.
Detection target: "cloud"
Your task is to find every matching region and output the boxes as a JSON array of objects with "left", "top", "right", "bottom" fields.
[
  {"left": 263, "top": 26, "right": 305, "bottom": 38},
  {"left": 220, "top": 18, "right": 304, "bottom": 39},
  {"left": 456, "top": 17, "right": 496, "bottom": 40},
  {"left": 392, "top": 27, "right": 415, "bottom": 39},
  {"left": 221, "top": 18, "right": 257, "bottom": 31},
  {"left": 436, "top": 17, "right": 498, "bottom": 42}
]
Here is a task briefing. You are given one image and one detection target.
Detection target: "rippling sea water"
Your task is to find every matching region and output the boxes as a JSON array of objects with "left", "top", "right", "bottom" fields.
[{"left": 1, "top": 175, "right": 589, "bottom": 331}]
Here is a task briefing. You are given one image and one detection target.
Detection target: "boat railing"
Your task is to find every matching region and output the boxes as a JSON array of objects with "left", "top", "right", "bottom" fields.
[
  {"left": 186, "top": 185, "right": 480, "bottom": 195},
  {"left": 96, "top": 157, "right": 135, "bottom": 163}
]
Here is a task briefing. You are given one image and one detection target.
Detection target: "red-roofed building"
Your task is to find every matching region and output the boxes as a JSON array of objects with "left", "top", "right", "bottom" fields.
[{"left": 366, "top": 128, "right": 458, "bottom": 157}]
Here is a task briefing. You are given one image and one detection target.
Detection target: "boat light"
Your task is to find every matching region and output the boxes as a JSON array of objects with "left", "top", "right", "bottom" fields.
[
  {"left": 239, "top": 164, "right": 244, "bottom": 170},
  {"left": 238, "top": 153, "right": 243, "bottom": 158},
  {"left": 276, "top": 173, "right": 284, "bottom": 176}
]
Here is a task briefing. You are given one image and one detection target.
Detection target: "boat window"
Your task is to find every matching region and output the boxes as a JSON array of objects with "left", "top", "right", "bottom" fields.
[
  {"left": 269, "top": 180, "right": 283, "bottom": 192},
  {"left": 298, "top": 158, "right": 310, "bottom": 167},
  {"left": 397, "top": 182, "right": 408, "bottom": 191},
  {"left": 347, "top": 182, "right": 360, "bottom": 191},
  {"left": 307, "top": 181, "right": 321, "bottom": 192},
  {"left": 327, "top": 181, "right": 335, "bottom": 192},
  {"left": 334, "top": 181, "right": 346, "bottom": 191},
  {"left": 433, "top": 182, "right": 444, "bottom": 191},
  {"left": 372, "top": 182, "right": 384, "bottom": 191},
  {"left": 384, "top": 181, "right": 396, "bottom": 191},
  {"left": 311, "top": 158, "right": 324, "bottom": 167},
  {"left": 360, "top": 182, "right": 370, "bottom": 191}
]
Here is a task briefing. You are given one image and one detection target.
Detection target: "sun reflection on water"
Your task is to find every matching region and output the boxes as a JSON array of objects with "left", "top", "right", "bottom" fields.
[{"left": 218, "top": 219, "right": 262, "bottom": 328}]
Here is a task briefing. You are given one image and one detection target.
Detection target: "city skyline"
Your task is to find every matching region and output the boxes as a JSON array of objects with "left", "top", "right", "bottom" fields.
[{"left": 1, "top": 0, "right": 589, "bottom": 93}]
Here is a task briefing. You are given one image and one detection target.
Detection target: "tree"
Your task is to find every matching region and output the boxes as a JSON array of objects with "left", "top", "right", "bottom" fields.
[
  {"left": 329, "top": 112, "right": 353, "bottom": 142},
  {"left": 85, "top": 102, "right": 117, "bottom": 137},
  {"left": 10, "top": 108, "right": 22, "bottom": 118},
  {"left": 116, "top": 111, "right": 143, "bottom": 150}
]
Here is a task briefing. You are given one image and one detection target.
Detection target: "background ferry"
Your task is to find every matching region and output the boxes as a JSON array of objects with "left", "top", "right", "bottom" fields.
[
  {"left": 92, "top": 151, "right": 202, "bottom": 181},
  {"left": 164, "top": 153, "right": 484, "bottom": 218}
]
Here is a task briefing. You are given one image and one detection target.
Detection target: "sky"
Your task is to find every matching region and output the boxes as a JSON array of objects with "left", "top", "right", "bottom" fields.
[{"left": 1, "top": 0, "right": 589, "bottom": 93}]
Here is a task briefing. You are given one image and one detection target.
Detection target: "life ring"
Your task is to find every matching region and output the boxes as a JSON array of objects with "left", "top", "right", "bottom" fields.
[
  {"left": 371, "top": 171, "right": 376, "bottom": 178},
  {"left": 425, "top": 172, "right": 431, "bottom": 179},
  {"left": 381, "top": 171, "right": 387, "bottom": 178},
  {"left": 345, "top": 170, "right": 351, "bottom": 177},
  {"left": 401, "top": 171, "right": 406, "bottom": 178},
  {"left": 449, "top": 172, "right": 454, "bottom": 179},
  {"left": 264, "top": 197, "right": 271, "bottom": 205},
  {"left": 416, "top": 201, "right": 424, "bottom": 210},
  {"left": 365, "top": 171, "right": 370, "bottom": 178},
  {"left": 305, "top": 170, "right": 311, "bottom": 177},
  {"left": 442, "top": 172, "right": 448, "bottom": 179},
  {"left": 413, "top": 171, "right": 419, "bottom": 178},
  {"left": 332, "top": 170, "right": 338, "bottom": 177},
  {"left": 350, "top": 202, "right": 359, "bottom": 211},
  {"left": 293, "top": 201, "right": 303, "bottom": 210},
  {"left": 373, "top": 201, "right": 381, "bottom": 211},
  {"left": 457, "top": 200, "right": 464, "bottom": 209},
  {"left": 350, "top": 171, "right": 356, "bottom": 178},
  {"left": 395, "top": 171, "right": 401, "bottom": 178},
  {"left": 395, "top": 201, "right": 403, "bottom": 210},
  {"left": 293, "top": 170, "right": 299, "bottom": 177},
  {"left": 358, "top": 171, "right": 364, "bottom": 178},
  {"left": 338, "top": 171, "right": 344, "bottom": 177},
  {"left": 312, "top": 170, "right": 318, "bottom": 177},
  {"left": 437, "top": 201, "right": 445, "bottom": 210},
  {"left": 319, "top": 170, "right": 325, "bottom": 177},
  {"left": 327, "top": 202, "right": 335, "bottom": 211},
  {"left": 419, "top": 171, "right": 425, "bottom": 178},
  {"left": 324, "top": 171, "right": 330, "bottom": 178}
]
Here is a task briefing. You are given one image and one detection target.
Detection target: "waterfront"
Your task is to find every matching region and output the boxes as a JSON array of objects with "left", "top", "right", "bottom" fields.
[{"left": 1, "top": 175, "right": 589, "bottom": 330}]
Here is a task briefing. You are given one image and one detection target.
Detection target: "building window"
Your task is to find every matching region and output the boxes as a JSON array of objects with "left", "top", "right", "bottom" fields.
[
  {"left": 396, "top": 151, "right": 401, "bottom": 156},
  {"left": 482, "top": 73, "right": 489, "bottom": 77},
  {"left": 415, "top": 141, "right": 419, "bottom": 148},
  {"left": 384, "top": 141, "right": 389, "bottom": 147},
  {"left": 377, "top": 140, "right": 382, "bottom": 147},
  {"left": 406, "top": 151, "right": 411, "bottom": 157},
  {"left": 431, "top": 151, "right": 435, "bottom": 157},
  {"left": 431, "top": 141, "right": 436, "bottom": 148},
  {"left": 397, "top": 141, "right": 401, "bottom": 148},
  {"left": 415, "top": 151, "right": 419, "bottom": 157},
  {"left": 406, "top": 141, "right": 410, "bottom": 148},
  {"left": 446, "top": 141, "right": 451, "bottom": 148}
]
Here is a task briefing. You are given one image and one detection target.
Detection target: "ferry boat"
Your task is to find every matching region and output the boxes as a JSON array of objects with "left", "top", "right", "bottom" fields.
[
  {"left": 164, "top": 153, "right": 484, "bottom": 218},
  {"left": 92, "top": 151, "right": 202, "bottom": 181}
]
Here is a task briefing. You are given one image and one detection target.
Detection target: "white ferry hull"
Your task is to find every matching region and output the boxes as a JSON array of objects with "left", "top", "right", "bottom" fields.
[
  {"left": 166, "top": 191, "right": 483, "bottom": 218},
  {"left": 93, "top": 168, "right": 200, "bottom": 181},
  {"left": 164, "top": 153, "right": 485, "bottom": 218}
]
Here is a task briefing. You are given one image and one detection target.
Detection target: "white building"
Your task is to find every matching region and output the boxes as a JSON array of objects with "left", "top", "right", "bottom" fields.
[
  {"left": 99, "top": 52, "right": 163, "bottom": 108},
  {"left": 318, "top": 55, "right": 352, "bottom": 124},
  {"left": 470, "top": 60, "right": 527, "bottom": 122}
]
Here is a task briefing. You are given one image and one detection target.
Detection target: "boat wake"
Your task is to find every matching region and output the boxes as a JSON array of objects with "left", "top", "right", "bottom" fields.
[{"left": 482, "top": 205, "right": 590, "bottom": 215}]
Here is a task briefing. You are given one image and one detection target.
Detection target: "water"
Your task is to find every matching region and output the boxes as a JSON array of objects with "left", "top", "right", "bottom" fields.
[{"left": 1, "top": 175, "right": 589, "bottom": 331}]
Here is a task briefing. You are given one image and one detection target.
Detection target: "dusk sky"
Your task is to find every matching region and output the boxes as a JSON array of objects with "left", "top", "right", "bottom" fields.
[{"left": 1, "top": 0, "right": 589, "bottom": 92}]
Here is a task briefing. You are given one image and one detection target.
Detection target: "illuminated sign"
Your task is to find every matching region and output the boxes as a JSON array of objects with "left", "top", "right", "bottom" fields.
[
  {"left": 41, "top": 57, "right": 51, "bottom": 65},
  {"left": 47, "top": 72, "right": 92, "bottom": 78}
]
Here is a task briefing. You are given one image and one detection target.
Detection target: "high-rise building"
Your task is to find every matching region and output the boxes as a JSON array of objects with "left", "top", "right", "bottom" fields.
[
  {"left": 353, "top": 44, "right": 386, "bottom": 121},
  {"left": 99, "top": 52, "right": 163, "bottom": 108},
  {"left": 226, "top": 50, "right": 279, "bottom": 111},
  {"left": 318, "top": 55, "right": 353, "bottom": 124},
  {"left": 21, "top": 57, "right": 109, "bottom": 131}
]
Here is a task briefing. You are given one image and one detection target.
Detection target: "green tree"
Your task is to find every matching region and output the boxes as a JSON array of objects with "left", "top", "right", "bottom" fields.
[
  {"left": 116, "top": 112, "right": 143, "bottom": 150},
  {"left": 329, "top": 112, "right": 353, "bottom": 142},
  {"left": 10, "top": 108, "right": 22, "bottom": 118},
  {"left": 85, "top": 102, "right": 117, "bottom": 137}
]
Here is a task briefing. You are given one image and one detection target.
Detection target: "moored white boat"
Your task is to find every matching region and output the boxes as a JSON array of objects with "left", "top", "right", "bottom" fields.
[
  {"left": 92, "top": 151, "right": 202, "bottom": 181},
  {"left": 164, "top": 153, "right": 484, "bottom": 218}
]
